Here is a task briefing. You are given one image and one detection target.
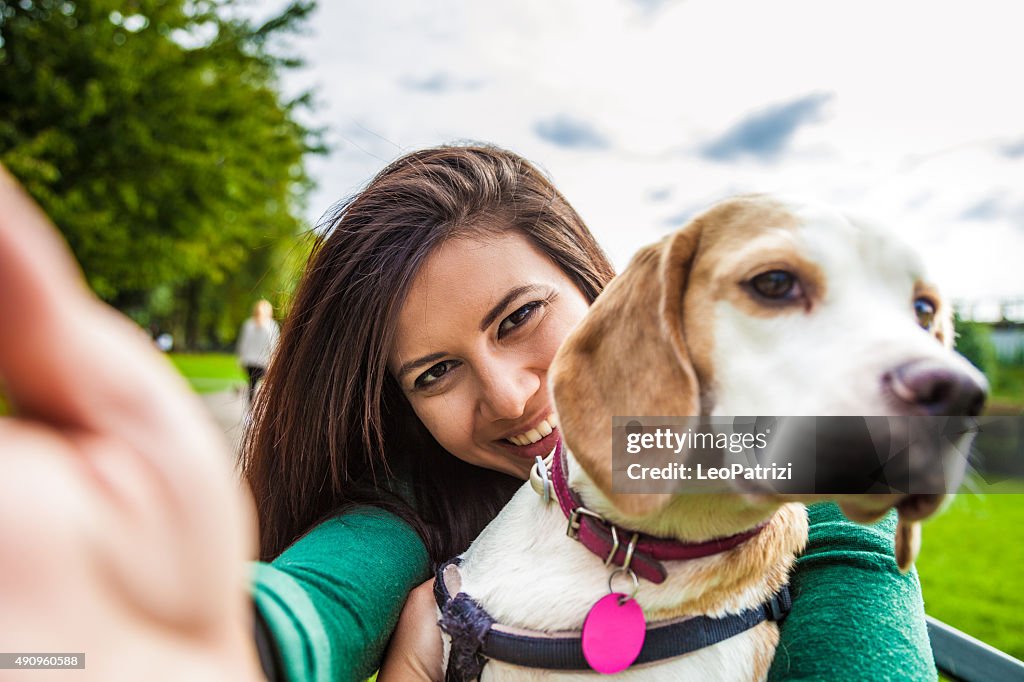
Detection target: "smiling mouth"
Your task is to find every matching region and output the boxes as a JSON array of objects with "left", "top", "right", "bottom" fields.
[{"left": 503, "top": 414, "right": 559, "bottom": 446}]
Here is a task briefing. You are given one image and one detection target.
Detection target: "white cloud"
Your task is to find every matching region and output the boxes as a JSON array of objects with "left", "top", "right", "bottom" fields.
[{"left": 253, "top": 0, "right": 1024, "bottom": 300}]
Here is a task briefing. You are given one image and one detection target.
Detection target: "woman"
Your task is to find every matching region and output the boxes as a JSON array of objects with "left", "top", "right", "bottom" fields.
[
  {"left": 236, "top": 299, "right": 280, "bottom": 404},
  {"left": 0, "top": 148, "right": 934, "bottom": 682},
  {"left": 241, "top": 146, "right": 935, "bottom": 681}
]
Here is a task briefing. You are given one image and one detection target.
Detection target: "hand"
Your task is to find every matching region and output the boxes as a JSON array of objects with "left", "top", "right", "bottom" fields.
[
  {"left": 0, "top": 166, "right": 261, "bottom": 680},
  {"left": 379, "top": 579, "right": 444, "bottom": 681}
]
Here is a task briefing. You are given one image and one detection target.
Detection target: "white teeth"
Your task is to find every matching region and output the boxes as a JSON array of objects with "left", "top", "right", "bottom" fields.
[{"left": 506, "top": 415, "right": 557, "bottom": 446}]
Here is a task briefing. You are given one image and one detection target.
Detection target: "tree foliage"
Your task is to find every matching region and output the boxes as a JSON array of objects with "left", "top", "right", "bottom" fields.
[
  {"left": 954, "top": 313, "right": 999, "bottom": 388},
  {"left": 0, "top": 0, "right": 321, "bottom": 348}
]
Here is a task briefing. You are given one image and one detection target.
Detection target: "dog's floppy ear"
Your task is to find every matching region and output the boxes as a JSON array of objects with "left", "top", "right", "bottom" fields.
[
  {"left": 550, "top": 224, "right": 703, "bottom": 518},
  {"left": 895, "top": 517, "right": 921, "bottom": 573},
  {"left": 934, "top": 297, "right": 955, "bottom": 350}
]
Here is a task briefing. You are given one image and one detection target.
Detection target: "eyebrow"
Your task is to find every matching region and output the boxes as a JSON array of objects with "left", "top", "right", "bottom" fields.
[
  {"left": 479, "top": 284, "right": 544, "bottom": 332},
  {"left": 396, "top": 284, "right": 546, "bottom": 380},
  {"left": 396, "top": 351, "right": 449, "bottom": 381}
]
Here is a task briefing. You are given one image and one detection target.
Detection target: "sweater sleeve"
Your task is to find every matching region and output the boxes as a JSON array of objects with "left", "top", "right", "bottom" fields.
[
  {"left": 767, "top": 502, "right": 935, "bottom": 681},
  {"left": 251, "top": 507, "right": 431, "bottom": 682}
]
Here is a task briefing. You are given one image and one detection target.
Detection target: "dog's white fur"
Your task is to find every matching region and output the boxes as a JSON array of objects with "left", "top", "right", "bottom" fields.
[
  {"left": 451, "top": 471, "right": 806, "bottom": 680},
  {"left": 710, "top": 201, "right": 976, "bottom": 417},
  {"left": 440, "top": 196, "right": 983, "bottom": 681}
]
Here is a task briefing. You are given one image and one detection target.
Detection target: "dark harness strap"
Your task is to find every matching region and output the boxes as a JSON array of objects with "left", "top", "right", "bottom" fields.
[{"left": 434, "top": 557, "right": 792, "bottom": 680}]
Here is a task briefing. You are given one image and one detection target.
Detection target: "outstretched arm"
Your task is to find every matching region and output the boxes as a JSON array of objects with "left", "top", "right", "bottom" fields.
[{"left": 0, "top": 165, "right": 261, "bottom": 680}]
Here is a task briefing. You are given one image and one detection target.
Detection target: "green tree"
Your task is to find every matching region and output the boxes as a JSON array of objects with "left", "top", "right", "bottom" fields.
[
  {"left": 954, "top": 313, "right": 999, "bottom": 388},
  {"left": 0, "top": 0, "right": 322, "bottom": 348}
]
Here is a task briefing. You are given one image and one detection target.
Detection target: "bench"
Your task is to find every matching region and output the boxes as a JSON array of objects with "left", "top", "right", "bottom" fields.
[{"left": 928, "top": 616, "right": 1024, "bottom": 681}]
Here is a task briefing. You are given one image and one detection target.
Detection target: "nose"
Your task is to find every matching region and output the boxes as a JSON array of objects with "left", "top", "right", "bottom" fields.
[
  {"left": 477, "top": 364, "right": 541, "bottom": 422},
  {"left": 885, "top": 359, "right": 988, "bottom": 416}
]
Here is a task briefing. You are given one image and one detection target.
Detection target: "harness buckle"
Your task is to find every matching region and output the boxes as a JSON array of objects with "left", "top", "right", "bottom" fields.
[{"left": 764, "top": 591, "right": 790, "bottom": 622}]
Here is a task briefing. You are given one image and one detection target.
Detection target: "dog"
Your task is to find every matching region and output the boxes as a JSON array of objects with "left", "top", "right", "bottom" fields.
[{"left": 435, "top": 195, "right": 988, "bottom": 681}]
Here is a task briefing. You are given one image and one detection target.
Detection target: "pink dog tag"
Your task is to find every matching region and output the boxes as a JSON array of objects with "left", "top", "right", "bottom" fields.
[{"left": 581, "top": 593, "right": 646, "bottom": 674}]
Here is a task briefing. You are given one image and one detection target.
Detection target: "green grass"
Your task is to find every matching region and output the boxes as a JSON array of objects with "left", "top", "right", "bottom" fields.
[
  {"left": 992, "top": 364, "right": 1024, "bottom": 408},
  {"left": 917, "top": 493, "right": 1024, "bottom": 661},
  {"left": 0, "top": 353, "right": 245, "bottom": 407},
  {"left": 167, "top": 352, "right": 247, "bottom": 394}
]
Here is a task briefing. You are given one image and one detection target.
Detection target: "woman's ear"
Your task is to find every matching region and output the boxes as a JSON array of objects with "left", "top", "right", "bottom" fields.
[{"left": 550, "top": 225, "right": 703, "bottom": 517}]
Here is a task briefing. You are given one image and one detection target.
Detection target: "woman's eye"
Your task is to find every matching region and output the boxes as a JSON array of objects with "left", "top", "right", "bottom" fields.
[
  {"left": 749, "top": 270, "right": 802, "bottom": 300},
  {"left": 914, "top": 297, "right": 936, "bottom": 330},
  {"left": 498, "top": 301, "right": 543, "bottom": 337},
  {"left": 414, "top": 360, "right": 457, "bottom": 389}
]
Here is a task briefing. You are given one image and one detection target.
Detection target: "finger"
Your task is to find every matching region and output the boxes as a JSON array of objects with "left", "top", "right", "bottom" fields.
[
  {"left": 0, "top": 165, "right": 211, "bottom": 443},
  {"left": 0, "top": 165, "right": 87, "bottom": 303},
  {"left": 0, "top": 165, "right": 252, "bottom": 565},
  {"left": 0, "top": 164, "right": 91, "bottom": 421}
]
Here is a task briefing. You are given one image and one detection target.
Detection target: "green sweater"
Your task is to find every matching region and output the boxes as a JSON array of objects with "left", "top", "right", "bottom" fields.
[{"left": 252, "top": 503, "right": 935, "bottom": 682}]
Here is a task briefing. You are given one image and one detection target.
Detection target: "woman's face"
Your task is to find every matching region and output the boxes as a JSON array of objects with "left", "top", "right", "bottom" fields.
[{"left": 390, "top": 229, "right": 591, "bottom": 480}]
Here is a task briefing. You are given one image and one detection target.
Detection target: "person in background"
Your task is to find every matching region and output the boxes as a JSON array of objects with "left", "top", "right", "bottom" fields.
[{"left": 237, "top": 299, "right": 279, "bottom": 404}]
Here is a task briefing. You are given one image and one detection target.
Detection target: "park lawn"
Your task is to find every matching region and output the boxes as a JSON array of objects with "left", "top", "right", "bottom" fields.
[
  {"left": 991, "top": 364, "right": 1024, "bottom": 410},
  {"left": 917, "top": 492, "right": 1024, "bottom": 661},
  {"left": 0, "top": 353, "right": 245, "bottom": 406},
  {"left": 168, "top": 352, "right": 247, "bottom": 394}
]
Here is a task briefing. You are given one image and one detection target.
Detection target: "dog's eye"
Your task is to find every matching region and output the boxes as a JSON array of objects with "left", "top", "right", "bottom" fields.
[
  {"left": 749, "top": 270, "right": 800, "bottom": 300},
  {"left": 914, "top": 297, "right": 936, "bottom": 330}
]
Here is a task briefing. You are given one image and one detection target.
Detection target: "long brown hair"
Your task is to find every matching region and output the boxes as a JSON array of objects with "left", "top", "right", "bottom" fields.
[{"left": 242, "top": 144, "right": 615, "bottom": 564}]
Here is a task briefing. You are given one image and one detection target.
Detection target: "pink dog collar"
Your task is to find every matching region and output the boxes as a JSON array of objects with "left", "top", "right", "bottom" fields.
[{"left": 549, "top": 439, "right": 767, "bottom": 584}]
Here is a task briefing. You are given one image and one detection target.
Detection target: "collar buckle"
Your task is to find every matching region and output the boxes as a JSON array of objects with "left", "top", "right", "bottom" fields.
[{"left": 566, "top": 505, "right": 604, "bottom": 539}]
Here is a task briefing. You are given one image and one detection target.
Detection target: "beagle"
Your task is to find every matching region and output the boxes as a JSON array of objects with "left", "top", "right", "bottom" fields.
[{"left": 436, "top": 195, "right": 987, "bottom": 681}]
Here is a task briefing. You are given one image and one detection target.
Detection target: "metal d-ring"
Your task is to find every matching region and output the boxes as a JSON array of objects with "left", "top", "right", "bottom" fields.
[
  {"left": 622, "top": 532, "right": 640, "bottom": 573},
  {"left": 604, "top": 525, "right": 621, "bottom": 566},
  {"left": 608, "top": 567, "right": 639, "bottom": 604}
]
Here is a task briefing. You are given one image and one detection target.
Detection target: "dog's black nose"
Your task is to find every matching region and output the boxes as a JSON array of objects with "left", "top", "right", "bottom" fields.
[{"left": 886, "top": 359, "right": 988, "bottom": 416}]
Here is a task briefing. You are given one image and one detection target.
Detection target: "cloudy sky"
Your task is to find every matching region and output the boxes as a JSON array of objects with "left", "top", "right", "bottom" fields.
[{"left": 251, "top": 0, "right": 1023, "bottom": 313}]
